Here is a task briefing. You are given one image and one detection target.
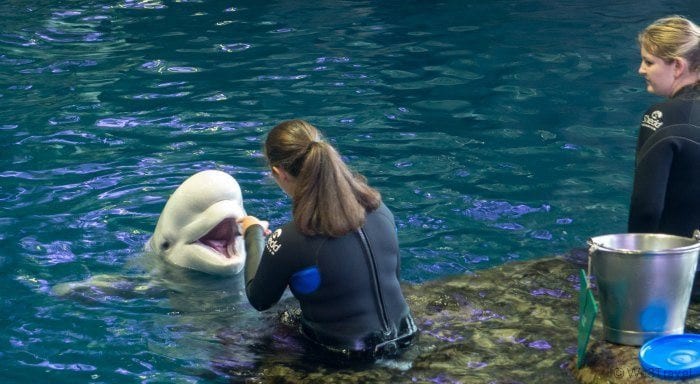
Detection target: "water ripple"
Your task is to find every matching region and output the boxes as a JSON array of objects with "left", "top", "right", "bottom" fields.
[
  {"left": 0, "top": 34, "right": 38, "bottom": 47},
  {"left": 463, "top": 200, "right": 550, "bottom": 221},
  {"left": 16, "top": 131, "right": 124, "bottom": 146},
  {"left": 270, "top": 28, "right": 295, "bottom": 34},
  {"left": 257, "top": 74, "right": 308, "bottom": 81},
  {"left": 20, "top": 59, "right": 98, "bottom": 74},
  {"left": 167, "top": 66, "right": 198, "bottom": 73},
  {"left": 35, "top": 28, "right": 104, "bottom": 44},
  {"left": 0, "top": 55, "right": 34, "bottom": 66},
  {"left": 95, "top": 116, "right": 264, "bottom": 133},
  {"left": 199, "top": 92, "right": 227, "bottom": 101},
  {"left": 116, "top": 0, "right": 166, "bottom": 10},
  {"left": 138, "top": 61, "right": 198, "bottom": 74},
  {"left": 20, "top": 237, "right": 76, "bottom": 265},
  {"left": 48, "top": 115, "right": 81, "bottom": 125},
  {"left": 131, "top": 91, "right": 190, "bottom": 99},
  {"left": 219, "top": 43, "right": 251, "bottom": 52},
  {"left": 22, "top": 360, "right": 97, "bottom": 372}
]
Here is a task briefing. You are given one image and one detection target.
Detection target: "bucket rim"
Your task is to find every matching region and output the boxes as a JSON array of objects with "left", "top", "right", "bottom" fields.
[{"left": 587, "top": 232, "right": 700, "bottom": 255}]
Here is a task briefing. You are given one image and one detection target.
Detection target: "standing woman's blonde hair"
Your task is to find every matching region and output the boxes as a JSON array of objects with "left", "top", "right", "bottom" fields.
[
  {"left": 638, "top": 15, "right": 700, "bottom": 73},
  {"left": 264, "top": 120, "right": 381, "bottom": 237}
]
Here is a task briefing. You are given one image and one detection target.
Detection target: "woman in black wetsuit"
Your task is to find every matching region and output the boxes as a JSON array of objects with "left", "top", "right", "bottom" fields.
[
  {"left": 237, "top": 119, "right": 417, "bottom": 360},
  {"left": 628, "top": 15, "right": 700, "bottom": 238}
]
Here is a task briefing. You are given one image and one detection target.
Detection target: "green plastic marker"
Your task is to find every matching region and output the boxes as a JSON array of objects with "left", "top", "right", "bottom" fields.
[{"left": 577, "top": 268, "right": 598, "bottom": 369}]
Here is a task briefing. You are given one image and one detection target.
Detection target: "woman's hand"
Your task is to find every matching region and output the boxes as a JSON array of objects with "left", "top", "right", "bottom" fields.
[{"left": 237, "top": 216, "right": 272, "bottom": 236}]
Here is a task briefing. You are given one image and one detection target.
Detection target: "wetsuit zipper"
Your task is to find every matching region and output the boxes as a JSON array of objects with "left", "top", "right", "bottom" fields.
[{"left": 357, "top": 228, "right": 391, "bottom": 337}]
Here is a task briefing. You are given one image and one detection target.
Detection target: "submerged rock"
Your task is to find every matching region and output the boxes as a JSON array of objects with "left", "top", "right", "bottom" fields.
[
  {"left": 213, "top": 250, "right": 700, "bottom": 383},
  {"left": 403, "top": 253, "right": 583, "bottom": 383}
]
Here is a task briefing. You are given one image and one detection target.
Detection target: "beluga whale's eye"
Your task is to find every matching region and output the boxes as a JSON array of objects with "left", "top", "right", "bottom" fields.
[{"left": 161, "top": 241, "right": 170, "bottom": 250}]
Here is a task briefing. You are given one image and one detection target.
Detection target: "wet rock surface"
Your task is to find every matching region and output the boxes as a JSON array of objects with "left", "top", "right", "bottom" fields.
[
  {"left": 572, "top": 304, "right": 700, "bottom": 384},
  {"left": 215, "top": 250, "right": 700, "bottom": 383}
]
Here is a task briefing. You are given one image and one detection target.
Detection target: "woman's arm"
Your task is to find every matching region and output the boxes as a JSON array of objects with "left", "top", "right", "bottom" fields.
[
  {"left": 239, "top": 216, "right": 290, "bottom": 311},
  {"left": 628, "top": 135, "right": 675, "bottom": 233}
]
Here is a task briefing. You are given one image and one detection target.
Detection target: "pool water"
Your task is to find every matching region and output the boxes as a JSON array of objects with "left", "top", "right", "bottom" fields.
[{"left": 1, "top": 0, "right": 697, "bottom": 382}]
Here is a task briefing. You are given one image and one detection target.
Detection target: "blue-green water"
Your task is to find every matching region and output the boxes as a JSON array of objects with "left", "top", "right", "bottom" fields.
[{"left": 1, "top": 0, "right": 697, "bottom": 382}]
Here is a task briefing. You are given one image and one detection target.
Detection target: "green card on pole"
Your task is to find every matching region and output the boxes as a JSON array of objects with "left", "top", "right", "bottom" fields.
[{"left": 577, "top": 269, "right": 598, "bottom": 369}]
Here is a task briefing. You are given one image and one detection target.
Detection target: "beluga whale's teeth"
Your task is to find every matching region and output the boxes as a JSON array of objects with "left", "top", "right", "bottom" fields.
[{"left": 227, "top": 241, "right": 238, "bottom": 260}]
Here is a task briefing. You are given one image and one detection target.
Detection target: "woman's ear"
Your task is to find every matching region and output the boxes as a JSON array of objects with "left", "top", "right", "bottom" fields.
[
  {"left": 673, "top": 57, "right": 689, "bottom": 78},
  {"left": 271, "top": 166, "right": 288, "bottom": 181}
]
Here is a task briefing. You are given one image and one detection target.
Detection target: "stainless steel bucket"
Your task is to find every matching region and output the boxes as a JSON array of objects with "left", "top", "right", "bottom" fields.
[{"left": 588, "top": 231, "right": 700, "bottom": 346}]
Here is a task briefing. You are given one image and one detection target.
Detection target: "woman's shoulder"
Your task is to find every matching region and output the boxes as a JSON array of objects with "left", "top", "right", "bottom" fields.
[
  {"left": 371, "top": 201, "right": 392, "bottom": 215},
  {"left": 267, "top": 221, "right": 300, "bottom": 247},
  {"left": 275, "top": 221, "right": 302, "bottom": 240},
  {"left": 641, "top": 94, "right": 698, "bottom": 130},
  {"left": 674, "top": 83, "right": 700, "bottom": 100},
  {"left": 278, "top": 221, "right": 331, "bottom": 248},
  {"left": 366, "top": 202, "right": 396, "bottom": 226}
]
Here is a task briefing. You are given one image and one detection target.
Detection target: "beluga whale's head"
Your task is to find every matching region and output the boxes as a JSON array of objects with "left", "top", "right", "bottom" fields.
[{"left": 147, "top": 170, "right": 247, "bottom": 276}]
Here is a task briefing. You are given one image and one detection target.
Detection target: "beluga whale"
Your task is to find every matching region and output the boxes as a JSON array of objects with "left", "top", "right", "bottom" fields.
[{"left": 147, "top": 169, "right": 247, "bottom": 276}]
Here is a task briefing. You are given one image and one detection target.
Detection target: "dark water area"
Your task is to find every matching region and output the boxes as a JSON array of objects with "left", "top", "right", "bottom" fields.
[{"left": 1, "top": 0, "right": 698, "bottom": 382}]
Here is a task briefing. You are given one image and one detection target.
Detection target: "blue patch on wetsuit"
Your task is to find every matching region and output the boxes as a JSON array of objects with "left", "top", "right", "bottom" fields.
[{"left": 290, "top": 266, "right": 321, "bottom": 294}]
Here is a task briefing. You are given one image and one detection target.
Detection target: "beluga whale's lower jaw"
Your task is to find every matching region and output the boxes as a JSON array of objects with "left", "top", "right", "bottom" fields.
[{"left": 147, "top": 170, "right": 248, "bottom": 276}]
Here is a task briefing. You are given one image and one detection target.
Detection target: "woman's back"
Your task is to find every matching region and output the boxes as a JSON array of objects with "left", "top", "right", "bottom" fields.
[{"left": 278, "top": 203, "right": 414, "bottom": 349}]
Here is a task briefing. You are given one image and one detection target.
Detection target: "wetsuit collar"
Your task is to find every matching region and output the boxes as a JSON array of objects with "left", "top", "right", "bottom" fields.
[{"left": 671, "top": 82, "right": 700, "bottom": 100}]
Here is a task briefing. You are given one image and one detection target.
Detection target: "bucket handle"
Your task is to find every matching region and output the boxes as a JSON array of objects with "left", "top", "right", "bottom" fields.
[
  {"left": 586, "top": 230, "right": 700, "bottom": 286},
  {"left": 586, "top": 243, "right": 597, "bottom": 288}
]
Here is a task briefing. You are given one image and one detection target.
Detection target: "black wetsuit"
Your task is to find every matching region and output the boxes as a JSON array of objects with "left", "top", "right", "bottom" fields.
[
  {"left": 243, "top": 203, "right": 417, "bottom": 358},
  {"left": 628, "top": 83, "right": 700, "bottom": 238}
]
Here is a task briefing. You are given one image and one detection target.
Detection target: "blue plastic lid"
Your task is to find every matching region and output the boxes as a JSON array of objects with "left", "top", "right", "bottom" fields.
[{"left": 639, "top": 334, "right": 700, "bottom": 380}]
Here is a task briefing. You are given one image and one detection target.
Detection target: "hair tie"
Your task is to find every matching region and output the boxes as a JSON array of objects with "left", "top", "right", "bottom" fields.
[{"left": 306, "top": 137, "right": 322, "bottom": 153}]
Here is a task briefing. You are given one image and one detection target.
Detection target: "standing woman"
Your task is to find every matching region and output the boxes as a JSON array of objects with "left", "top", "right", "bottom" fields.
[
  {"left": 238, "top": 119, "right": 417, "bottom": 359},
  {"left": 628, "top": 15, "right": 700, "bottom": 237}
]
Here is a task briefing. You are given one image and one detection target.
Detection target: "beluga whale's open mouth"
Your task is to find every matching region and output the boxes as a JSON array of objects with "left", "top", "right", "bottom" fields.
[{"left": 197, "top": 218, "right": 241, "bottom": 259}]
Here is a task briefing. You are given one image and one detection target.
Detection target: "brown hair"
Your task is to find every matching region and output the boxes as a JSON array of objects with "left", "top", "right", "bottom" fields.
[
  {"left": 638, "top": 15, "right": 700, "bottom": 72},
  {"left": 264, "top": 119, "right": 381, "bottom": 237}
]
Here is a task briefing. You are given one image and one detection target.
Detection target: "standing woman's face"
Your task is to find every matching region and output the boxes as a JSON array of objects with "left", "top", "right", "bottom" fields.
[{"left": 638, "top": 46, "right": 677, "bottom": 97}]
